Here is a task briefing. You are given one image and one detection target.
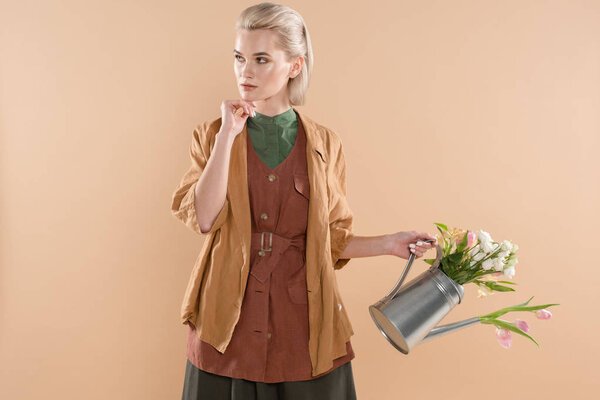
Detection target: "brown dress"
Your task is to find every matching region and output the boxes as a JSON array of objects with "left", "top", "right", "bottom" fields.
[{"left": 185, "top": 110, "right": 355, "bottom": 383}]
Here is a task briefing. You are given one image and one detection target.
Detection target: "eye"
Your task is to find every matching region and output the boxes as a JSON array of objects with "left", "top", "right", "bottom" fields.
[{"left": 234, "top": 55, "right": 268, "bottom": 64}]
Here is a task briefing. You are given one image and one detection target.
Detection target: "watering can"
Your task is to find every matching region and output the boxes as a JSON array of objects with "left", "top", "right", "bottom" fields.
[{"left": 369, "top": 239, "right": 481, "bottom": 353}]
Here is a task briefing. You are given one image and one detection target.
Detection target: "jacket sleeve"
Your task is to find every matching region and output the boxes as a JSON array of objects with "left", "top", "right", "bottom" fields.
[
  {"left": 170, "top": 123, "right": 230, "bottom": 235},
  {"left": 328, "top": 139, "right": 355, "bottom": 270}
]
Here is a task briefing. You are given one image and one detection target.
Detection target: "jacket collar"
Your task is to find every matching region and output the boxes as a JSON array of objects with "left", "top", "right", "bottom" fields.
[{"left": 226, "top": 107, "right": 327, "bottom": 260}]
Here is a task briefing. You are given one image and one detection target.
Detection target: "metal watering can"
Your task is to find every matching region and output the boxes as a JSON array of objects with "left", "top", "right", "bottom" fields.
[{"left": 369, "top": 239, "right": 481, "bottom": 353}]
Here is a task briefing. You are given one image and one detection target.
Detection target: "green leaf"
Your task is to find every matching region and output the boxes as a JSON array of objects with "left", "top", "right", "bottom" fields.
[
  {"left": 434, "top": 222, "right": 448, "bottom": 231},
  {"left": 436, "top": 226, "right": 447, "bottom": 245},
  {"left": 448, "top": 252, "right": 463, "bottom": 263},
  {"left": 478, "top": 300, "right": 561, "bottom": 320},
  {"left": 423, "top": 258, "right": 435, "bottom": 265},
  {"left": 516, "top": 296, "right": 535, "bottom": 307},
  {"left": 496, "top": 280, "right": 517, "bottom": 285},
  {"left": 480, "top": 318, "right": 540, "bottom": 347},
  {"left": 482, "top": 281, "right": 516, "bottom": 292},
  {"left": 456, "top": 230, "right": 470, "bottom": 253},
  {"left": 453, "top": 272, "right": 469, "bottom": 282}
]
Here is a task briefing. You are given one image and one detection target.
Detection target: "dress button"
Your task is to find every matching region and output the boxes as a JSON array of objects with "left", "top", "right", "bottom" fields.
[
  {"left": 267, "top": 332, "right": 272, "bottom": 339},
  {"left": 258, "top": 250, "right": 266, "bottom": 256},
  {"left": 260, "top": 212, "right": 268, "bottom": 220},
  {"left": 268, "top": 174, "right": 276, "bottom": 182}
]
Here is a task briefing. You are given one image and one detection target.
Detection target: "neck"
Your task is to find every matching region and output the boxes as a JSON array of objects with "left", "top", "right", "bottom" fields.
[{"left": 252, "top": 100, "right": 292, "bottom": 117}]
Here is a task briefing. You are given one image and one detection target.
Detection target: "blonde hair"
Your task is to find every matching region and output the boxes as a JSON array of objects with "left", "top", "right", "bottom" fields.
[{"left": 235, "top": 2, "right": 313, "bottom": 106}]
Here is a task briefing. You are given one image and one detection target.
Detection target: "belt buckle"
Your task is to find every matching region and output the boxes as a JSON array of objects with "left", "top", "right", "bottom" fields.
[{"left": 259, "top": 231, "right": 273, "bottom": 256}]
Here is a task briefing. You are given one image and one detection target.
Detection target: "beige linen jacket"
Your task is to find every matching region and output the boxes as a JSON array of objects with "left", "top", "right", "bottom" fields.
[{"left": 170, "top": 108, "right": 356, "bottom": 377}]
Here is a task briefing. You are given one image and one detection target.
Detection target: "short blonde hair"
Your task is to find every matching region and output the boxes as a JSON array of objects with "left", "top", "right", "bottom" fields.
[{"left": 235, "top": 2, "right": 313, "bottom": 106}]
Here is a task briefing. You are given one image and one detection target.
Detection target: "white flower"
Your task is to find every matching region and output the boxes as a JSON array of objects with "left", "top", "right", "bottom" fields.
[
  {"left": 477, "top": 230, "right": 495, "bottom": 253},
  {"left": 497, "top": 250, "right": 511, "bottom": 259},
  {"left": 505, "top": 257, "right": 518, "bottom": 268},
  {"left": 482, "top": 258, "right": 494, "bottom": 271},
  {"left": 501, "top": 240, "right": 512, "bottom": 252},
  {"left": 512, "top": 243, "right": 519, "bottom": 252},
  {"left": 493, "top": 257, "right": 505, "bottom": 271},
  {"left": 470, "top": 251, "right": 485, "bottom": 267},
  {"left": 503, "top": 266, "right": 515, "bottom": 279},
  {"left": 477, "top": 229, "right": 493, "bottom": 243}
]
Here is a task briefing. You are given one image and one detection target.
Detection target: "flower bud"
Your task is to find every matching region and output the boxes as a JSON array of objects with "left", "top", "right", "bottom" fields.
[
  {"left": 514, "top": 319, "right": 530, "bottom": 333},
  {"left": 495, "top": 327, "right": 512, "bottom": 349},
  {"left": 535, "top": 309, "right": 552, "bottom": 320}
]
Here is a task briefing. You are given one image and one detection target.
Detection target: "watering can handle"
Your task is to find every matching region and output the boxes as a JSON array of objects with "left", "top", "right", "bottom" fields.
[{"left": 382, "top": 238, "right": 443, "bottom": 304}]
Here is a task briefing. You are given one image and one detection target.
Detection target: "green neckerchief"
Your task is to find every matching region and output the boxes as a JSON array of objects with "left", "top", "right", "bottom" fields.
[{"left": 247, "top": 106, "right": 298, "bottom": 170}]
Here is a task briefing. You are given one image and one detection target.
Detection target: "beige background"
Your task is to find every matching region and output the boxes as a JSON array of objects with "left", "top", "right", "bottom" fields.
[{"left": 1, "top": 0, "right": 599, "bottom": 399}]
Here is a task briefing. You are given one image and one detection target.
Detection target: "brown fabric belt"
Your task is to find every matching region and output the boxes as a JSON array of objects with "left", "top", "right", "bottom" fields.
[{"left": 249, "top": 231, "right": 306, "bottom": 283}]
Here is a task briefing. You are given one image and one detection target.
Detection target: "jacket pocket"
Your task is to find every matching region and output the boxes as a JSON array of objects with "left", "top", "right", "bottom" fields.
[{"left": 293, "top": 173, "right": 310, "bottom": 200}]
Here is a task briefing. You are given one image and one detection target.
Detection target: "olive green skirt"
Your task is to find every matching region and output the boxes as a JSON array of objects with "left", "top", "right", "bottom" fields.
[{"left": 181, "top": 359, "right": 357, "bottom": 400}]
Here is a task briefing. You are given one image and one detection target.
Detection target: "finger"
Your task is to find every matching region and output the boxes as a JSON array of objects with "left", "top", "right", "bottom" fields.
[
  {"left": 232, "top": 101, "right": 251, "bottom": 117},
  {"left": 415, "top": 240, "right": 431, "bottom": 249},
  {"left": 243, "top": 100, "right": 256, "bottom": 112},
  {"left": 420, "top": 239, "right": 437, "bottom": 248},
  {"left": 409, "top": 247, "right": 422, "bottom": 256},
  {"left": 234, "top": 107, "right": 244, "bottom": 117},
  {"left": 411, "top": 249, "right": 422, "bottom": 257},
  {"left": 420, "top": 233, "right": 437, "bottom": 243}
]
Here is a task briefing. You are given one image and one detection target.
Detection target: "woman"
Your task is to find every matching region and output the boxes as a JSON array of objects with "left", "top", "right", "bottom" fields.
[{"left": 173, "top": 2, "right": 437, "bottom": 399}]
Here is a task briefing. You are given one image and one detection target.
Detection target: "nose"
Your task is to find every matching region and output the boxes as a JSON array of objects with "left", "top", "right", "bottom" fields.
[{"left": 240, "top": 64, "right": 255, "bottom": 80}]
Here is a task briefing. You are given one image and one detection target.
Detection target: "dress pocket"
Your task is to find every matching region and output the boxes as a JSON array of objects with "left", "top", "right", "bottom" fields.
[
  {"left": 287, "top": 279, "right": 308, "bottom": 305},
  {"left": 293, "top": 173, "right": 310, "bottom": 200}
]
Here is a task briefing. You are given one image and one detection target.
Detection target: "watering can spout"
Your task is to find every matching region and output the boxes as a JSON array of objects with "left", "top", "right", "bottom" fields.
[{"left": 420, "top": 317, "right": 481, "bottom": 343}]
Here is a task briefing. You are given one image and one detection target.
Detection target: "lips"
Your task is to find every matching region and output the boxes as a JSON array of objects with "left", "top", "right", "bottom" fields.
[{"left": 241, "top": 83, "right": 257, "bottom": 88}]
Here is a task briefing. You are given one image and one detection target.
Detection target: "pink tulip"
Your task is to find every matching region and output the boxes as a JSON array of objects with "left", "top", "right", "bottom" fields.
[
  {"left": 495, "top": 327, "right": 512, "bottom": 349},
  {"left": 535, "top": 309, "right": 552, "bottom": 320},
  {"left": 454, "top": 231, "right": 476, "bottom": 248},
  {"left": 492, "top": 272, "right": 503, "bottom": 277},
  {"left": 514, "top": 319, "right": 530, "bottom": 333}
]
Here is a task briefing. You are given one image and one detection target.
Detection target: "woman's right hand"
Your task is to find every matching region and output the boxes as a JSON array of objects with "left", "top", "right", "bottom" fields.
[
  {"left": 219, "top": 99, "right": 257, "bottom": 137},
  {"left": 386, "top": 231, "right": 437, "bottom": 260}
]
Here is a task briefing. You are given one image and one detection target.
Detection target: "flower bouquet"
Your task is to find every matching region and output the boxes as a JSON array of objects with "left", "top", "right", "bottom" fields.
[{"left": 423, "top": 222, "right": 560, "bottom": 349}]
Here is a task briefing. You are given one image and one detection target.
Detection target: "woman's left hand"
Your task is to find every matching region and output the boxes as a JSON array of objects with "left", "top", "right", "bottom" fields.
[{"left": 387, "top": 231, "right": 437, "bottom": 260}]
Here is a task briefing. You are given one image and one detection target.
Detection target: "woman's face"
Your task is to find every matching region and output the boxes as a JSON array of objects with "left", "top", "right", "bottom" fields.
[{"left": 233, "top": 29, "right": 302, "bottom": 108}]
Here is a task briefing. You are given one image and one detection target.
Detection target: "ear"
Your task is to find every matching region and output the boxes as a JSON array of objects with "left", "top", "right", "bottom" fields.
[{"left": 290, "top": 55, "right": 304, "bottom": 78}]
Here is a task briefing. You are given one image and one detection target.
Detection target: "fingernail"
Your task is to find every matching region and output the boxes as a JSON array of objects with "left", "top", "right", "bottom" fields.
[
  {"left": 409, "top": 243, "right": 415, "bottom": 248},
  {"left": 417, "top": 241, "right": 423, "bottom": 246}
]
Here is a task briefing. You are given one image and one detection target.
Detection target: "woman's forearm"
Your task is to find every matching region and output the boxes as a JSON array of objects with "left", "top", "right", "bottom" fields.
[
  {"left": 195, "top": 130, "right": 235, "bottom": 233},
  {"left": 339, "top": 235, "right": 392, "bottom": 259},
  {"left": 339, "top": 231, "right": 438, "bottom": 260}
]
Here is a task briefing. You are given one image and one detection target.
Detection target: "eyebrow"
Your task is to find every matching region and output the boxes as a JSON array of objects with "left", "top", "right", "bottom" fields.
[{"left": 233, "top": 49, "right": 272, "bottom": 57}]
